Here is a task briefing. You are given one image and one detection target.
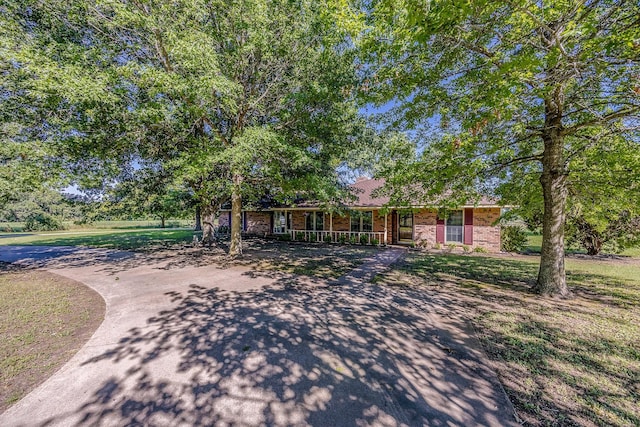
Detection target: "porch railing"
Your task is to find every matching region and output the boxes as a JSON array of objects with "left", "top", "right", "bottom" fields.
[{"left": 287, "top": 229, "right": 385, "bottom": 245}]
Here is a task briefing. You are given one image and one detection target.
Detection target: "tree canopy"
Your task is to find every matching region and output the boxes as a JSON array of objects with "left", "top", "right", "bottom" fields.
[
  {"left": 3, "top": 0, "right": 367, "bottom": 255},
  {"left": 362, "top": 0, "right": 640, "bottom": 295}
]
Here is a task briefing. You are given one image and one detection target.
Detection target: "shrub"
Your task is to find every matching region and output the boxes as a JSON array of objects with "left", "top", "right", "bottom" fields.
[
  {"left": 278, "top": 233, "right": 291, "bottom": 241},
  {"left": 434, "top": 242, "right": 441, "bottom": 250},
  {"left": 324, "top": 234, "right": 333, "bottom": 243},
  {"left": 473, "top": 246, "right": 488, "bottom": 253},
  {"left": 565, "top": 211, "right": 640, "bottom": 255},
  {"left": 371, "top": 238, "right": 380, "bottom": 246},
  {"left": 462, "top": 245, "right": 471, "bottom": 253},
  {"left": 295, "top": 231, "right": 305, "bottom": 241},
  {"left": 23, "top": 213, "right": 65, "bottom": 232},
  {"left": 349, "top": 235, "right": 358, "bottom": 244},
  {"left": 309, "top": 233, "right": 317, "bottom": 242},
  {"left": 359, "top": 234, "right": 369, "bottom": 245},
  {"left": 501, "top": 225, "right": 528, "bottom": 252},
  {"left": 445, "top": 243, "right": 457, "bottom": 252},
  {"left": 338, "top": 234, "right": 347, "bottom": 244}
]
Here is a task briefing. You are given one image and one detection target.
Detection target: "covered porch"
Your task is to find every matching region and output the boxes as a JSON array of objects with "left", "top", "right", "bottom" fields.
[
  {"left": 288, "top": 229, "right": 386, "bottom": 245},
  {"left": 272, "top": 209, "right": 391, "bottom": 245}
]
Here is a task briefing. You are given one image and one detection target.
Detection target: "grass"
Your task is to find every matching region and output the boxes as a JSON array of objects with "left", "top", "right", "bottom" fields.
[
  {"left": 0, "top": 228, "right": 198, "bottom": 250},
  {"left": 0, "top": 264, "right": 105, "bottom": 411},
  {"left": 526, "top": 233, "right": 640, "bottom": 257},
  {"left": 376, "top": 253, "right": 640, "bottom": 426},
  {"left": 0, "top": 219, "right": 193, "bottom": 233},
  {"left": 0, "top": 227, "right": 379, "bottom": 279}
]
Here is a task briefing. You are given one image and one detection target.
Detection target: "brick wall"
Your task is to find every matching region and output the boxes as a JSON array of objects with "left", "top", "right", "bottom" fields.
[
  {"left": 394, "top": 208, "right": 500, "bottom": 252},
  {"left": 290, "top": 211, "right": 334, "bottom": 231},
  {"left": 331, "top": 213, "right": 350, "bottom": 231},
  {"left": 245, "top": 212, "right": 270, "bottom": 235},
  {"left": 471, "top": 208, "right": 501, "bottom": 252},
  {"left": 219, "top": 207, "right": 501, "bottom": 251},
  {"left": 372, "top": 210, "right": 390, "bottom": 233},
  {"left": 414, "top": 209, "right": 438, "bottom": 245},
  {"left": 291, "top": 211, "right": 305, "bottom": 230}
]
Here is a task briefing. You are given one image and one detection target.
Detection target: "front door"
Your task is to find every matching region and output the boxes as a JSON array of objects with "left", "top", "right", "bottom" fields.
[{"left": 398, "top": 212, "right": 413, "bottom": 242}]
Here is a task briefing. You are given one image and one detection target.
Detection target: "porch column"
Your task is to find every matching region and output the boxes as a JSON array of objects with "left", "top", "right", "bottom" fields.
[
  {"left": 329, "top": 212, "right": 333, "bottom": 241},
  {"left": 384, "top": 213, "right": 388, "bottom": 245}
]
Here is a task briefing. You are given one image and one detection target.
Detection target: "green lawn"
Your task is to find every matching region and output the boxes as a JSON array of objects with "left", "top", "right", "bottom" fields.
[
  {"left": 0, "top": 265, "right": 105, "bottom": 411},
  {"left": 377, "top": 253, "right": 640, "bottom": 426},
  {"left": 0, "top": 230, "right": 378, "bottom": 279},
  {"left": 0, "top": 219, "right": 193, "bottom": 233},
  {"left": 526, "top": 233, "right": 640, "bottom": 257},
  {"left": 0, "top": 228, "right": 199, "bottom": 250}
]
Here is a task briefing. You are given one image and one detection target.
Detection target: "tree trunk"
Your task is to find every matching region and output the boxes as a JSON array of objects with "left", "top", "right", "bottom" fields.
[
  {"left": 201, "top": 206, "right": 216, "bottom": 247},
  {"left": 228, "top": 173, "right": 243, "bottom": 257},
  {"left": 534, "top": 96, "right": 570, "bottom": 297},
  {"left": 160, "top": 215, "right": 165, "bottom": 228},
  {"left": 194, "top": 205, "right": 202, "bottom": 231}
]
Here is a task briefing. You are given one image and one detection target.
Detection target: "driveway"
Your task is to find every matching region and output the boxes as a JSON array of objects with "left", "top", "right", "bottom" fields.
[{"left": 0, "top": 245, "right": 517, "bottom": 426}]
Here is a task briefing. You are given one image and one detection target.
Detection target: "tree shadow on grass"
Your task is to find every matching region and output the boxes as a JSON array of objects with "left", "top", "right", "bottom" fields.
[
  {"left": 38, "top": 276, "right": 516, "bottom": 426},
  {"left": 385, "top": 253, "right": 640, "bottom": 426},
  {"left": 399, "top": 254, "right": 640, "bottom": 308}
]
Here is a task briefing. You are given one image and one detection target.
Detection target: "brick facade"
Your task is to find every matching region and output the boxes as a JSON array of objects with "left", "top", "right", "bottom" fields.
[
  {"left": 470, "top": 207, "right": 501, "bottom": 252},
  {"left": 331, "top": 213, "right": 350, "bottom": 231},
  {"left": 217, "top": 206, "right": 501, "bottom": 251},
  {"left": 414, "top": 209, "right": 438, "bottom": 246},
  {"left": 245, "top": 212, "right": 271, "bottom": 235}
]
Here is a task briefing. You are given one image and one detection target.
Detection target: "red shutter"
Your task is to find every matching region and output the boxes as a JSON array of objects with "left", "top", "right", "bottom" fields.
[
  {"left": 436, "top": 217, "right": 445, "bottom": 244},
  {"left": 464, "top": 208, "right": 474, "bottom": 245}
]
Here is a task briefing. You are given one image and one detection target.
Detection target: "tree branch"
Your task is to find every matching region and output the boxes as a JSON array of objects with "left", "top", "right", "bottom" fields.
[{"left": 562, "top": 106, "right": 640, "bottom": 136}]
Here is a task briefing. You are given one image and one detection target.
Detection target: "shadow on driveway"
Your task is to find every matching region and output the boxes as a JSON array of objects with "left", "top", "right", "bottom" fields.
[
  {"left": 66, "top": 280, "right": 514, "bottom": 426},
  {"left": 0, "top": 244, "right": 516, "bottom": 426}
]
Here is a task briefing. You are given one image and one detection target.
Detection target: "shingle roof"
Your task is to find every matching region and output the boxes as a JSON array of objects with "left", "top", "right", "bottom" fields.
[{"left": 350, "top": 177, "right": 390, "bottom": 207}]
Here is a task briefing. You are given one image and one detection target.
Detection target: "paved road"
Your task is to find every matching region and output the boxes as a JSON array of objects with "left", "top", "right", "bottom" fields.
[{"left": 0, "top": 245, "right": 517, "bottom": 426}]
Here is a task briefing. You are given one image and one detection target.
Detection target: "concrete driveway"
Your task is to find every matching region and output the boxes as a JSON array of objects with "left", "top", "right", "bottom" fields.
[{"left": 0, "top": 245, "right": 517, "bottom": 426}]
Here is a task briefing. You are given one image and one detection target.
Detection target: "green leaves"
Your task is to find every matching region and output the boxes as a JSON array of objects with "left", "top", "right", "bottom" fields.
[{"left": 2, "top": 0, "right": 368, "bottom": 222}]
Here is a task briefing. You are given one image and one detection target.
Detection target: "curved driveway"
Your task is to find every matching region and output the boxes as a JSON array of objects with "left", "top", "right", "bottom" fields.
[{"left": 0, "top": 245, "right": 517, "bottom": 426}]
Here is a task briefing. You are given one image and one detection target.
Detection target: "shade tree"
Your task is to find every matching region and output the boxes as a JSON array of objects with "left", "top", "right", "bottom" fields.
[{"left": 362, "top": 0, "right": 640, "bottom": 296}]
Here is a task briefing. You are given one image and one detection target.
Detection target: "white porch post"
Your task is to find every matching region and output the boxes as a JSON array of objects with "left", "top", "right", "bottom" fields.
[
  {"left": 384, "top": 213, "right": 388, "bottom": 245},
  {"left": 329, "top": 212, "right": 333, "bottom": 241}
]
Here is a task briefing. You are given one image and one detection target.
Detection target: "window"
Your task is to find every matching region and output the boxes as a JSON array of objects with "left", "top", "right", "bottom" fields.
[
  {"left": 446, "top": 210, "right": 463, "bottom": 243},
  {"left": 305, "top": 212, "right": 324, "bottom": 231},
  {"left": 350, "top": 211, "right": 373, "bottom": 232},
  {"left": 273, "top": 211, "right": 290, "bottom": 234}
]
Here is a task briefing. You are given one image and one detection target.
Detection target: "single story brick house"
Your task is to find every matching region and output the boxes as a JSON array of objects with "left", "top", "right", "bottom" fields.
[{"left": 218, "top": 178, "right": 502, "bottom": 251}]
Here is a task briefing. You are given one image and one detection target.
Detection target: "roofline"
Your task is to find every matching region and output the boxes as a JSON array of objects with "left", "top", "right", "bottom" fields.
[{"left": 219, "top": 204, "right": 506, "bottom": 212}]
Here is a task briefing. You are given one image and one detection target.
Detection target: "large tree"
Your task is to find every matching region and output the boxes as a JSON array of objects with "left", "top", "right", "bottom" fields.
[
  {"left": 514, "top": 132, "right": 640, "bottom": 255},
  {"left": 4, "top": 0, "right": 365, "bottom": 256},
  {"left": 363, "top": 0, "right": 640, "bottom": 296}
]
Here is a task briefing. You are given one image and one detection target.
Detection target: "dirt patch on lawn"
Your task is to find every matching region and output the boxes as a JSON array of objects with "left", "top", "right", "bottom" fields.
[{"left": 0, "top": 262, "right": 105, "bottom": 412}]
